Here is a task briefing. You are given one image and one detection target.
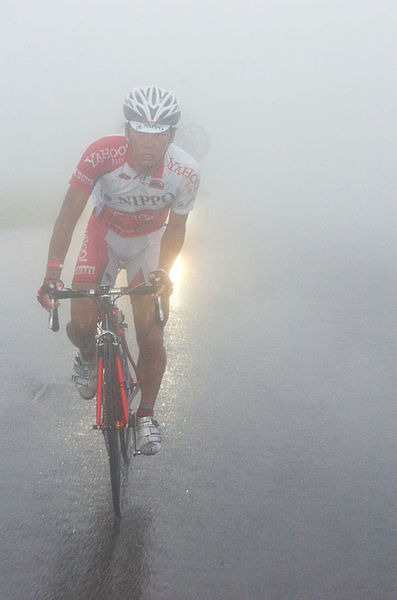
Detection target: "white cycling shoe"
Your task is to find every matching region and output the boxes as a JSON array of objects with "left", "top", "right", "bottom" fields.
[
  {"left": 72, "top": 353, "right": 97, "bottom": 399},
  {"left": 135, "top": 416, "right": 163, "bottom": 455}
]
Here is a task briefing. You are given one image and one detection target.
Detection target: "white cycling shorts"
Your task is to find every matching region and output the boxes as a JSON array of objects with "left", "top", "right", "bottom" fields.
[{"left": 73, "top": 212, "right": 163, "bottom": 287}]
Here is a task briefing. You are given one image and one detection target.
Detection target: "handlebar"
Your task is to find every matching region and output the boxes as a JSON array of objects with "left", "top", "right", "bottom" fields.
[
  {"left": 48, "top": 283, "right": 163, "bottom": 331},
  {"left": 52, "top": 283, "right": 157, "bottom": 300}
]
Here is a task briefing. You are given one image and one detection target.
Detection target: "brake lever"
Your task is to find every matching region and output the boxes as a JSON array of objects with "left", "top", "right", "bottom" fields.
[{"left": 49, "top": 306, "right": 60, "bottom": 332}]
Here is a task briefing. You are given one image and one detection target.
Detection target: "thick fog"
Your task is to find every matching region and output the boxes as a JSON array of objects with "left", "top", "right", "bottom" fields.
[
  {"left": 2, "top": 0, "right": 396, "bottom": 250},
  {"left": 2, "top": 3, "right": 397, "bottom": 597}
]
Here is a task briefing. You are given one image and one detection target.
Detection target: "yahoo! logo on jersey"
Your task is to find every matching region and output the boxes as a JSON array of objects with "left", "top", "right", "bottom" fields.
[
  {"left": 119, "top": 173, "right": 131, "bottom": 180},
  {"left": 73, "top": 169, "right": 94, "bottom": 187},
  {"left": 167, "top": 157, "right": 199, "bottom": 187},
  {"left": 84, "top": 145, "right": 128, "bottom": 168}
]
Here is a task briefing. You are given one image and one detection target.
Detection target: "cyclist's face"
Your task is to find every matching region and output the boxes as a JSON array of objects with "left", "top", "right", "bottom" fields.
[{"left": 126, "top": 126, "right": 172, "bottom": 169}]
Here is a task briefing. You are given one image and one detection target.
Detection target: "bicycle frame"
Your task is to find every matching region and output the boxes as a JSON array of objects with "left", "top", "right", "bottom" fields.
[
  {"left": 94, "top": 299, "right": 136, "bottom": 432},
  {"left": 49, "top": 283, "right": 160, "bottom": 433},
  {"left": 47, "top": 282, "right": 161, "bottom": 516}
]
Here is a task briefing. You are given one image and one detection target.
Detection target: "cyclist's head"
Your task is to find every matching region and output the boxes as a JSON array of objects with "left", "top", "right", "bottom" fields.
[{"left": 123, "top": 85, "right": 181, "bottom": 134}]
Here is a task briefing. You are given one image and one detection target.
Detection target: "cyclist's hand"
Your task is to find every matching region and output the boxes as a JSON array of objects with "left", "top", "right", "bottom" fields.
[
  {"left": 148, "top": 269, "right": 173, "bottom": 297},
  {"left": 37, "top": 278, "right": 64, "bottom": 311}
]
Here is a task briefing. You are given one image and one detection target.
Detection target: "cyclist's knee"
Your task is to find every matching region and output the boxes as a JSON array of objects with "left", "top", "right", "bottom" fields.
[
  {"left": 70, "top": 296, "right": 97, "bottom": 330},
  {"left": 68, "top": 296, "right": 97, "bottom": 349},
  {"left": 68, "top": 318, "right": 95, "bottom": 336},
  {"left": 66, "top": 320, "right": 96, "bottom": 349}
]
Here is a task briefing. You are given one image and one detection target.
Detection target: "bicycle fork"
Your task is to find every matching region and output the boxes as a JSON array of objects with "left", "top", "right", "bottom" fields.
[{"left": 94, "top": 332, "right": 129, "bottom": 431}]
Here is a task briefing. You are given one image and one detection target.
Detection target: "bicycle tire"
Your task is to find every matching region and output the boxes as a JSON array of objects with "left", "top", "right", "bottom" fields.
[
  {"left": 118, "top": 347, "right": 133, "bottom": 464},
  {"left": 102, "top": 339, "right": 122, "bottom": 518}
]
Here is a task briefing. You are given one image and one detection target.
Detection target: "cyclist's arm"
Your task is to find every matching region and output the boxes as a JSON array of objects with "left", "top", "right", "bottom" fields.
[
  {"left": 157, "top": 211, "right": 188, "bottom": 273},
  {"left": 45, "top": 186, "right": 90, "bottom": 279}
]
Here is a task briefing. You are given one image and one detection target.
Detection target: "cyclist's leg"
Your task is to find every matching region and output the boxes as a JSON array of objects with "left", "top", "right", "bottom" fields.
[
  {"left": 67, "top": 283, "right": 98, "bottom": 359},
  {"left": 126, "top": 229, "right": 169, "bottom": 417},
  {"left": 67, "top": 213, "right": 117, "bottom": 359},
  {"left": 132, "top": 293, "right": 169, "bottom": 416}
]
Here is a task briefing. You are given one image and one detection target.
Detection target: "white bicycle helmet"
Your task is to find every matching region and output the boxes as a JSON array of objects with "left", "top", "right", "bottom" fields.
[{"left": 124, "top": 85, "right": 181, "bottom": 133}]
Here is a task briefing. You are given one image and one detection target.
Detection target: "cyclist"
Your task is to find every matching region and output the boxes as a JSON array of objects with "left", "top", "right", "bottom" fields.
[{"left": 37, "top": 85, "right": 200, "bottom": 455}]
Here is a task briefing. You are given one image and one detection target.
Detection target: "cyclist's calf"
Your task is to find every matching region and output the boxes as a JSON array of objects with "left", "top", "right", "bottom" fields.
[{"left": 136, "top": 327, "right": 166, "bottom": 362}]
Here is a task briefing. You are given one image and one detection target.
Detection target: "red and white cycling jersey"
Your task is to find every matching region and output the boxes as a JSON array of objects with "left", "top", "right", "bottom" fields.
[{"left": 70, "top": 134, "right": 200, "bottom": 237}]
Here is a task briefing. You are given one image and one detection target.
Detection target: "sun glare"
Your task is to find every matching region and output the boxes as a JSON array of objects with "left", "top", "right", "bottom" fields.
[{"left": 170, "top": 255, "right": 183, "bottom": 290}]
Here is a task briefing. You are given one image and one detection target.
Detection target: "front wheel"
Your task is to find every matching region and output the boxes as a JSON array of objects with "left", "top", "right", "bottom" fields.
[
  {"left": 102, "top": 340, "right": 122, "bottom": 518},
  {"left": 118, "top": 339, "right": 141, "bottom": 463}
]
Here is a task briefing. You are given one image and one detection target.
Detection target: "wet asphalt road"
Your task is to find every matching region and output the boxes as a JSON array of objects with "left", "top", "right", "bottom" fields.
[{"left": 1, "top": 221, "right": 396, "bottom": 599}]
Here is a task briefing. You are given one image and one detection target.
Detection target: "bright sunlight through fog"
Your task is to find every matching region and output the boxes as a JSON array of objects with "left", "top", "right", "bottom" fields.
[{"left": 170, "top": 255, "right": 183, "bottom": 295}]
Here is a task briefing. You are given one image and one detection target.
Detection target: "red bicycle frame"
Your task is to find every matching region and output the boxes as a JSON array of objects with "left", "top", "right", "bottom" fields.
[{"left": 95, "top": 306, "right": 138, "bottom": 431}]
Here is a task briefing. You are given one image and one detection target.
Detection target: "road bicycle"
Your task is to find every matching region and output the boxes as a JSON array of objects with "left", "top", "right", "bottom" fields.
[{"left": 47, "top": 282, "right": 163, "bottom": 518}]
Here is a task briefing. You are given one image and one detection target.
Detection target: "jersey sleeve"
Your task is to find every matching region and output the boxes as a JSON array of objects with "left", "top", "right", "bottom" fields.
[
  {"left": 69, "top": 135, "right": 128, "bottom": 195},
  {"left": 171, "top": 165, "right": 201, "bottom": 215}
]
